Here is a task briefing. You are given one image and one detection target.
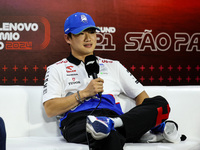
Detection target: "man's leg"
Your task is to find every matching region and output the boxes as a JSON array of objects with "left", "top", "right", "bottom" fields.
[
  {"left": 86, "top": 115, "right": 126, "bottom": 150},
  {"left": 86, "top": 96, "right": 170, "bottom": 148},
  {"left": 120, "top": 95, "right": 170, "bottom": 142},
  {"left": 0, "top": 117, "right": 6, "bottom": 150},
  {"left": 61, "top": 109, "right": 125, "bottom": 149}
]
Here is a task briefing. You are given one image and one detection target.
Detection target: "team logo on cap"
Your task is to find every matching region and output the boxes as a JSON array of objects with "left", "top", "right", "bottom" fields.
[{"left": 81, "top": 15, "right": 88, "bottom": 23}]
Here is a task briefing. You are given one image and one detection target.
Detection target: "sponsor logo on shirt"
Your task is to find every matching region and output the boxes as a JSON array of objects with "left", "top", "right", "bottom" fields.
[
  {"left": 43, "top": 68, "right": 50, "bottom": 95},
  {"left": 56, "top": 60, "right": 68, "bottom": 65},
  {"left": 66, "top": 66, "right": 76, "bottom": 73},
  {"left": 66, "top": 73, "right": 78, "bottom": 76},
  {"left": 68, "top": 77, "right": 81, "bottom": 85},
  {"left": 102, "top": 60, "right": 113, "bottom": 63}
]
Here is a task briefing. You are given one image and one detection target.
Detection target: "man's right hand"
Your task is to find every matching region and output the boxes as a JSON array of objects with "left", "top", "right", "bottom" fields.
[{"left": 81, "top": 78, "right": 104, "bottom": 98}]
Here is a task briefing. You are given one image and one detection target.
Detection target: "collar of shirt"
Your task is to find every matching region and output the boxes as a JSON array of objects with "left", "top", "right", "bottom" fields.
[
  {"left": 67, "top": 53, "right": 98, "bottom": 66},
  {"left": 67, "top": 53, "right": 82, "bottom": 66}
]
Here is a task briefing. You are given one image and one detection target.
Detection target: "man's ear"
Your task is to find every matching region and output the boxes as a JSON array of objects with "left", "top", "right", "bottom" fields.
[{"left": 64, "top": 34, "right": 71, "bottom": 44}]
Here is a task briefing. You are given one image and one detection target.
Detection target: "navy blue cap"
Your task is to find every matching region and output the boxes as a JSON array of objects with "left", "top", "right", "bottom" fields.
[{"left": 64, "top": 12, "right": 100, "bottom": 35}]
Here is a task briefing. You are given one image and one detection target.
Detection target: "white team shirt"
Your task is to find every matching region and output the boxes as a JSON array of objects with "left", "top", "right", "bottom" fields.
[{"left": 42, "top": 54, "right": 145, "bottom": 113}]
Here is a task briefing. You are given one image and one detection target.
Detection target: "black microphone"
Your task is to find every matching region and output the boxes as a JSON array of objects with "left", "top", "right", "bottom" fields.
[{"left": 84, "top": 55, "right": 102, "bottom": 97}]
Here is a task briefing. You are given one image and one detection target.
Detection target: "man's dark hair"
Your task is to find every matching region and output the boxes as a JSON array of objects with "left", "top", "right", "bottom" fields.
[{"left": 68, "top": 33, "right": 72, "bottom": 38}]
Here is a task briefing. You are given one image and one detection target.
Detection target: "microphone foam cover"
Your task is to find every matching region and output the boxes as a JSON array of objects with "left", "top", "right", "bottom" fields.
[{"left": 85, "top": 55, "right": 99, "bottom": 76}]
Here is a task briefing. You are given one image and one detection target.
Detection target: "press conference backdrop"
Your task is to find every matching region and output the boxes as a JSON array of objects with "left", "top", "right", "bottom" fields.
[{"left": 0, "top": 0, "right": 199, "bottom": 85}]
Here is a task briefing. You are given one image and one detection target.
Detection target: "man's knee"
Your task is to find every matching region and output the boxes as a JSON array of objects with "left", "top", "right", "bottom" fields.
[
  {"left": 143, "top": 96, "right": 170, "bottom": 126},
  {"left": 144, "top": 96, "right": 169, "bottom": 108}
]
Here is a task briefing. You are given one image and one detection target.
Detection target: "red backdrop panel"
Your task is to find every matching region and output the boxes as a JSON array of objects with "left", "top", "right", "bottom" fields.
[{"left": 0, "top": 0, "right": 200, "bottom": 85}]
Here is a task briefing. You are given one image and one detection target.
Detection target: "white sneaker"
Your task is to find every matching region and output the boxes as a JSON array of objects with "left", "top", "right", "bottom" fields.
[
  {"left": 86, "top": 115, "right": 115, "bottom": 140},
  {"left": 140, "top": 131, "right": 164, "bottom": 143},
  {"left": 140, "top": 121, "right": 186, "bottom": 143},
  {"left": 163, "top": 121, "right": 181, "bottom": 143}
]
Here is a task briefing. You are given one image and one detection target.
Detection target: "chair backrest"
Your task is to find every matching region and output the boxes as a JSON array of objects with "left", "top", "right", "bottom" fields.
[
  {"left": 0, "top": 86, "right": 60, "bottom": 138},
  {"left": 1, "top": 85, "right": 200, "bottom": 139}
]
